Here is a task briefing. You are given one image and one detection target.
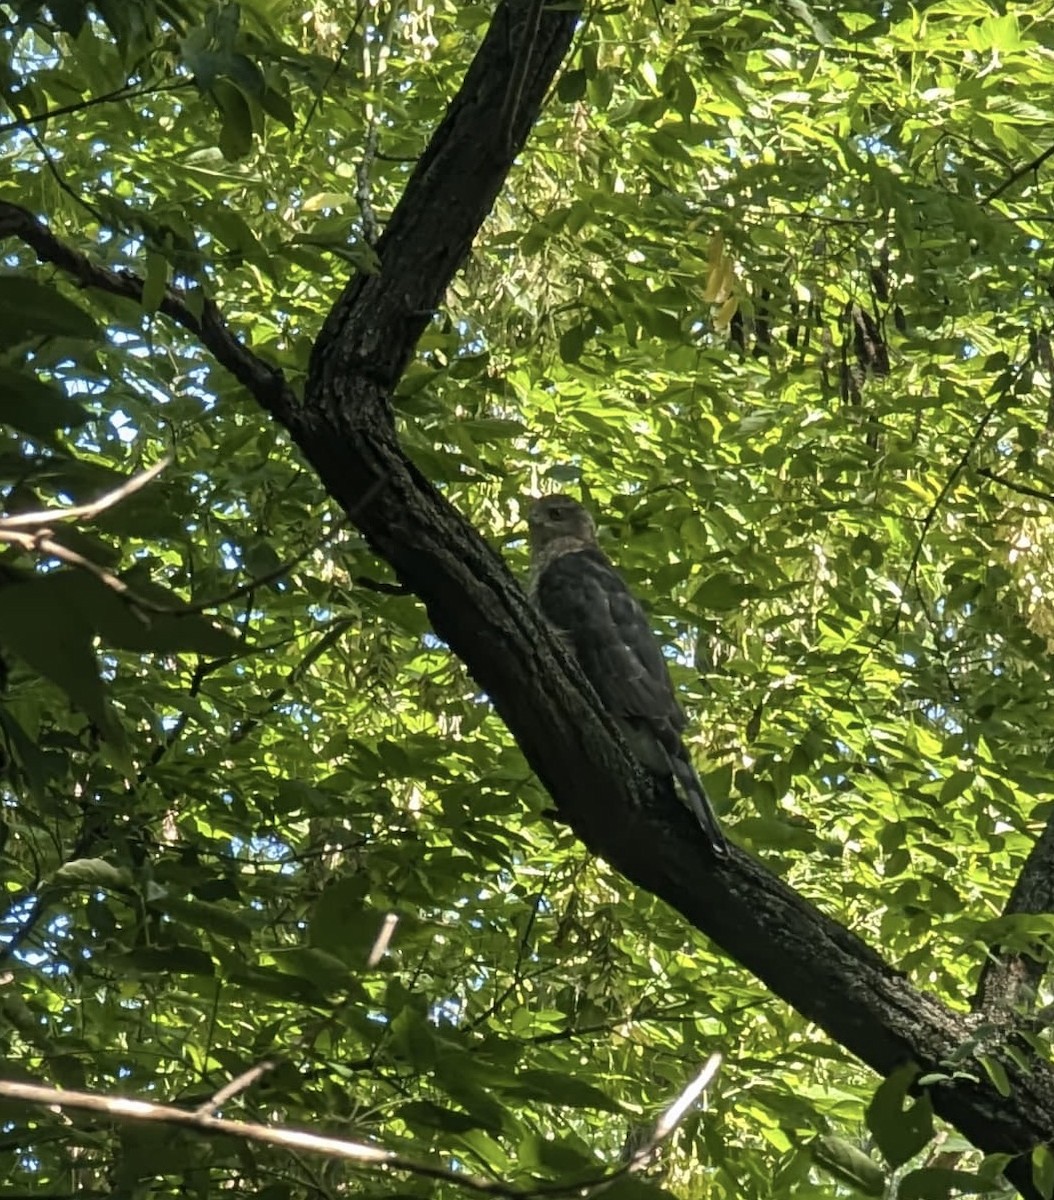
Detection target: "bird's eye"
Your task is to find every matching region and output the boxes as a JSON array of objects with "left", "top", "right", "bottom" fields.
[{"left": 549, "top": 507, "right": 565, "bottom": 520}]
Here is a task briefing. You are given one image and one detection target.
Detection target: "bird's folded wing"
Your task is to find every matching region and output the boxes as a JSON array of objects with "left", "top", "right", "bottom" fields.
[{"left": 535, "top": 548, "right": 686, "bottom": 736}]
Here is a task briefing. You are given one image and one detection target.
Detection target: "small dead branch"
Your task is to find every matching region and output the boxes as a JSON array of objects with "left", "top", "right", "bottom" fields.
[{"left": 0, "top": 1059, "right": 722, "bottom": 1199}]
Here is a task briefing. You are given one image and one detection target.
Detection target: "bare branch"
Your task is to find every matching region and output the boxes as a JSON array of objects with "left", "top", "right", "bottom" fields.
[
  {"left": 617, "top": 1055, "right": 723, "bottom": 1182},
  {"left": 0, "top": 1079, "right": 516, "bottom": 1195},
  {"left": 0, "top": 200, "right": 296, "bottom": 421},
  {"left": 0, "top": 1071, "right": 719, "bottom": 1199},
  {"left": 977, "top": 465, "right": 1054, "bottom": 505},
  {"left": 366, "top": 914, "right": 399, "bottom": 967},
  {"left": 195, "top": 1062, "right": 276, "bottom": 1117},
  {"left": 0, "top": 462, "right": 347, "bottom": 622},
  {"left": 1, "top": 458, "right": 171, "bottom": 529},
  {"left": 643, "top": 1055, "right": 722, "bottom": 1155},
  {"left": 0, "top": 527, "right": 158, "bottom": 614}
]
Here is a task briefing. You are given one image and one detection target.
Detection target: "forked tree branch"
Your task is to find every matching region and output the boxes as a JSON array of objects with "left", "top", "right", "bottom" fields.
[
  {"left": 3, "top": 2, "right": 1054, "bottom": 1195},
  {"left": 0, "top": 1065, "right": 721, "bottom": 1199}
]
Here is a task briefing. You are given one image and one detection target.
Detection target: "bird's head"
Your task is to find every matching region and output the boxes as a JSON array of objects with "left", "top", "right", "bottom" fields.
[{"left": 526, "top": 495, "right": 598, "bottom": 551}]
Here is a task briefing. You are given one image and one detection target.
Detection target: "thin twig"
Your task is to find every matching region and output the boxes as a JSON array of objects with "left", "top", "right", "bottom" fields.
[
  {"left": 976, "top": 465, "right": 1054, "bottom": 504},
  {"left": 899, "top": 372, "right": 1020, "bottom": 599},
  {"left": 195, "top": 1062, "right": 276, "bottom": 1116},
  {"left": 229, "top": 617, "right": 355, "bottom": 744},
  {"left": 983, "top": 143, "right": 1054, "bottom": 205},
  {"left": 635, "top": 1054, "right": 722, "bottom": 1162},
  {"left": 467, "top": 873, "right": 551, "bottom": 1031},
  {"left": 366, "top": 914, "right": 399, "bottom": 968},
  {"left": 23, "top": 123, "right": 105, "bottom": 225},
  {"left": 0, "top": 1065, "right": 721, "bottom": 1198},
  {"left": 1, "top": 458, "right": 171, "bottom": 528},
  {"left": 0, "top": 528, "right": 158, "bottom": 615},
  {"left": 846, "top": 364, "right": 1022, "bottom": 696},
  {"left": 174, "top": 516, "right": 349, "bottom": 615},
  {"left": 296, "top": 2, "right": 369, "bottom": 151},
  {"left": 0, "top": 80, "right": 193, "bottom": 136}
]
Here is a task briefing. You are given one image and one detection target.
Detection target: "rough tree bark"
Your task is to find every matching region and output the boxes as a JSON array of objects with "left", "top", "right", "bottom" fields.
[
  {"left": 4, "top": 1, "right": 1053, "bottom": 1195},
  {"left": 292, "top": 4, "right": 1054, "bottom": 1195}
]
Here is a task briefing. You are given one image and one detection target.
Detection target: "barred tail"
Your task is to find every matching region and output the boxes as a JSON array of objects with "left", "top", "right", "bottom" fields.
[{"left": 670, "top": 754, "right": 729, "bottom": 858}]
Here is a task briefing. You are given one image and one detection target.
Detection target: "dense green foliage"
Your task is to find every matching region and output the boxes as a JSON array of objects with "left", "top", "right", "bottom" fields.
[{"left": 3, "top": 0, "right": 1054, "bottom": 1196}]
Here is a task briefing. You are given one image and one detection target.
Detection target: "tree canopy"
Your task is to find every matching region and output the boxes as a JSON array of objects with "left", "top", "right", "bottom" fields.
[{"left": 4, "top": 1, "right": 1054, "bottom": 1197}]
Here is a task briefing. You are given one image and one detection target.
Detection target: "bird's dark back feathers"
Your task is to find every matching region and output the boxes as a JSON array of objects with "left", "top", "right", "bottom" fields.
[
  {"left": 534, "top": 547, "right": 683, "bottom": 734},
  {"left": 534, "top": 546, "right": 729, "bottom": 858}
]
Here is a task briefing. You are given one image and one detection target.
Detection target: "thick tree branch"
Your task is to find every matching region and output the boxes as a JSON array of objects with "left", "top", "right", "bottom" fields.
[
  {"left": 291, "top": 4, "right": 1054, "bottom": 1193},
  {"left": 5, "top": 2, "right": 1054, "bottom": 1193},
  {"left": 307, "top": 0, "right": 575, "bottom": 393},
  {"left": 974, "top": 815, "right": 1054, "bottom": 1018}
]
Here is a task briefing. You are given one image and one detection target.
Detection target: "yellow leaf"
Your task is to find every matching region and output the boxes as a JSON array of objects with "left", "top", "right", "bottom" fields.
[{"left": 714, "top": 294, "right": 739, "bottom": 330}]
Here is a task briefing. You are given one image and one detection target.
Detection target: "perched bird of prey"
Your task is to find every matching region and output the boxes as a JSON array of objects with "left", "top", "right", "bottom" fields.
[{"left": 527, "top": 495, "right": 728, "bottom": 858}]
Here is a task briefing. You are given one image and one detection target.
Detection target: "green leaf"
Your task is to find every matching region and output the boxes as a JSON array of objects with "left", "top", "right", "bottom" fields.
[
  {"left": 1035, "top": 1146, "right": 1054, "bottom": 1200},
  {"left": 510, "top": 1069, "right": 622, "bottom": 1112},
  {"left": 434, "top": 1058, "right": 509, "bottom": 1132},
  {"left": 866, "top": 1062, "right": 933, "bottom": 1167},
  {"left": 560, "top": 324, "right": 587, "bottom": 363},
  {"left": 213, "top": 78, "right": 254, "bottom": 160},
  {"left": 18, "top": 572, "right": 242, "bottom": 659},
  {"left": 52, "top": 858, "right": 133, "bottom": 890},
  {"left": 0, "top": 276, "right": 100, "bottom": 343},
  {"left": 391, "top": 1007, "right": 438, "bottom": 1070},
  {"left": 269, "top": 947, "right": 351, "bottom": 993},
  {"left": 141, "top": 250, "right": 168, "bottom": 314},
  {"left": 397, "top": 1100, "right": 485, "bottom": 1134},
  {"left": 229, "top": 965, "right": 327, "bottom": 1004},
  {"left": 899, "top": 1167, "right": 1003, "bottom": 1200},
  {"left": 558, "top": 69, "right": 587, "bottom": 103},
  {"left": 977, "top": 1055, "right": 1012, "bottom": 1097},
  {"left": 811, "top": 1135, "right": 886, "bottom": 1196},
  {"left": 0, "top": 365, "right": 90, "bottom": 441},
  {"left": 0, "top": 578, "right": 125, "bottom": 748},
  {"left": 0, "top": 708, "right": 61, "bottom": 798},
  {"left": 519, "top": 1132, "right": 596, "bottom": 1175},
  {"left": 692, "top": 571, "right": 758, "bottom": 610},
  {"left": 113, "top": 946, "right": 216, "bottom": 978},
  {"left": 310, "top": 880, "right": 394, "bottom": 964},
  {"left": 261, "top": 85, "right": 296, "bottom": 131},
  {"left": 148, "top": 894, "right": 253, "bottom": 941}
]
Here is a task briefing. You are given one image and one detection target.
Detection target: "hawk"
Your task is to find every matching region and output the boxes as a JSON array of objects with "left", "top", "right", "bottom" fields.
[{"left": 527, "top": 494, "right": 728, "bottom": 858}]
